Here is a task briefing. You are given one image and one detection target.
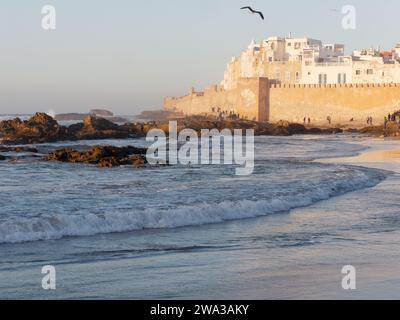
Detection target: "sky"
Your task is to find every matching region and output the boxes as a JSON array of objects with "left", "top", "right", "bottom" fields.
[{"left": 0, "top": 0, "right": 399, "bottom": 115}]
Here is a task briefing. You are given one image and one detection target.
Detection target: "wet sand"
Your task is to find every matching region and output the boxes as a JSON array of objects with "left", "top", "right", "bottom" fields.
[{"left": 318, "top": 137, "right": 400, "bottom": 173}]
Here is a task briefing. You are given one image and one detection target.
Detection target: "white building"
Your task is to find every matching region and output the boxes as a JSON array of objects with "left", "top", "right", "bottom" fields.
[
  {"left": 222, "top": 35, "right": 400, "bottom": 89},
  {"left": 301, "top": 57, "right": 353, "bottom": 85}
]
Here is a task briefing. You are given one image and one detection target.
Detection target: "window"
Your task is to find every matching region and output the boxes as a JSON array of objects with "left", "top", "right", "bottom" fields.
[
  {"left": 285, "top": 71, "right": 291, "bottom": 81},
  {"left": 295, "top": 42, "right": 301, "bottom": 49},
  {"left": 367, "top": 69, "right": 373, "bottom": 75},
  {"left": 287, "top": 42, "right": 292, "bottom": 47},
  {"left": 356, "top": 70, "right": 361, "bottom": 75},
  {"left": 318, "top": 74, "right": 327, "bottom": 85},
  {"left": 338, "top": 73, "right": 347, "bottom": 84},
  {"left": 296, "top": 72, "right": 300, "bottom": 81},
  {"left": 275, "top": 72, "right": 281, "bottom": 80}
]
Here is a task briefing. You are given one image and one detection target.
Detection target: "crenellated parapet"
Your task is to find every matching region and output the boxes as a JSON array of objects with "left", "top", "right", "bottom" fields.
[
  {"left": 269, "top": 83, "right": 400, "bottom": 89},
  {"left": 165, "top": 76, "right": 400, "bottom": 125}
]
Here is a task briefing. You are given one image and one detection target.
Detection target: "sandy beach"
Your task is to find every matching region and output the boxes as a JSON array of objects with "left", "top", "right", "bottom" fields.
[{"left": 319, "top": 137, "right": 400, "bottom": 173}]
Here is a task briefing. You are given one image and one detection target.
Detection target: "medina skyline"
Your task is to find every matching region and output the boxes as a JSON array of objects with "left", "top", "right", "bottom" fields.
[{"left": 1, "top": 0, "right": 400, "bottom": 115}]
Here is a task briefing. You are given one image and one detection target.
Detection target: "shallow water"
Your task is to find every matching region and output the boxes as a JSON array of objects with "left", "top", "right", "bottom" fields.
[{"left": 0, "top": 134, "right": 399, "bottom": 299}]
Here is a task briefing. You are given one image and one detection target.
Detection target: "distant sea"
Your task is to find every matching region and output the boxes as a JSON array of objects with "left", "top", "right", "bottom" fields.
[{"left": 0, "top": 114, "right": 32, "bottom": 121}]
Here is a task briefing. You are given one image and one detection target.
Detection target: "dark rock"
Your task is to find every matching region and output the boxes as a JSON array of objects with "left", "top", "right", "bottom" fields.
[
  {"left": 83, "top": 115, "right": 118, "bottom": 130},
  {"left": 27, "top": 113, "right": 58, "bottom": 127},
  {"left": 43, "top": 145, "right": 148, "bottom": 168},
  {"left": 129, "top": 155, "right": 147, "bottom": 168},
  {"left": 274, "top": 120, "right": 342, "bottom": 135},
  {"left": 0, "top": 146, "right": 38, "bottom": 153},
  {"left": 0, "top": 114, "right": 133, "bottom": 144},
  {"left": 0, "top": 112, "right": 68, "bottom": 144},
  {"left": 322, "top": 128, "right": 344, "bottom": 134},
  {"left": 0, "top": 155, "right": 5, "bottom": 161},
  {"left": 384, "top": 122, "right": 400, "bottom": 137},
  {"left": 276, "top": 121, "right": 308, "bottom": 135},
  {"left": 71, "top": 116, "right": 128, "bottom": 140},
  {"left": 0, "top": 113, "right": 345, "bottom": 145},
  {"left": 346, "top": 125, "right": 389, "bottom": 137}
]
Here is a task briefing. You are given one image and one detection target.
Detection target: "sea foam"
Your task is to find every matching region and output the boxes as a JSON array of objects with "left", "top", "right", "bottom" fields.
[{"left": 0, "top": 165, "right": 387, "bottom": 244}]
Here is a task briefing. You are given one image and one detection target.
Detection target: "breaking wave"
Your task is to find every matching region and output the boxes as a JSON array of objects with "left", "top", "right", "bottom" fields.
[{"left": 0, "top": 166, "right": 387, "bottom": 244}]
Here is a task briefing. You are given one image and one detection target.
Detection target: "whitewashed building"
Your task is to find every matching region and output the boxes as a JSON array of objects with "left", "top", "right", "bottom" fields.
[{"left": 222, "top": 35, "right": 400, "bottom": 89}]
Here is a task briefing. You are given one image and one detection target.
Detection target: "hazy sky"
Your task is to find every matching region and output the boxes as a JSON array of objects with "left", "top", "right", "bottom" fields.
[{"left": 1, "top": 0, "right": 399, "bottom": 115}]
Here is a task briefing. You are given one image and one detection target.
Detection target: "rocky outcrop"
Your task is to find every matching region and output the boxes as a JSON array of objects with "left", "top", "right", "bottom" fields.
[
  {"left": 67, "top": 115, "right": 129, "bottom": 140},
  {"left": 384, "top": 122, "right": 400, "bottom": 137},
  {"left": 0, "top": 113, "right": 68, "bottom": 144},
  {"left": 0, "top": 113, "right": 345, "bottom": 145},
  {"left": 275, "top": 120, "right": 343, "bottom": 135},
  {"left": 0, "top": 155, "right": 5, "bottom": 161},
  {"left": 345, "top": 122, "right": 400, "bottom": 137},
  {"left": 43, "top": 145, "right": 148, "bottom": 168},
  {"left": 0, "top": 113, "right": 133, "bottom": 144}
]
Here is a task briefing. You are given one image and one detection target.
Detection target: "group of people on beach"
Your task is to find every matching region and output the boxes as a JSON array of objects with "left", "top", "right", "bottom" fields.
[
  {"left": 303, "top": 117, "right": 311, "bottom": 125},
  {"left": 387, "top": 113, "right": 399, "bottom": 123},
  {"left": 208, "top": 107, "right": 400, "bottom": 129},
  {"left": 210, "top": 107, "right": 244, "bottom": 121},
  {"left": 384, "top": 111, "right": 400, "bottom": 128}
]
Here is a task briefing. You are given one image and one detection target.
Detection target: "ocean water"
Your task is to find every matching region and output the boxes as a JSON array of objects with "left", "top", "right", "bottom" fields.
[
  {"left": 0, "top": 134, "right": 399, "bottom": 299},
  {"left": 0, "top": 114, "right": 32, "bottom": 122}
]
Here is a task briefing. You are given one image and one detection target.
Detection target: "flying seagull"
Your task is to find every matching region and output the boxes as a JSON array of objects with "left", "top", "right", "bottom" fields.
[{"left": 241, "top": 6, "right": 265, "bottom": 20}]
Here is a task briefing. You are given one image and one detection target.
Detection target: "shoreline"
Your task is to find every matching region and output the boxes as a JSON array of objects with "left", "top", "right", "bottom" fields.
[{"left": 317, "top": 136, "right": 400, "bottom": 173}]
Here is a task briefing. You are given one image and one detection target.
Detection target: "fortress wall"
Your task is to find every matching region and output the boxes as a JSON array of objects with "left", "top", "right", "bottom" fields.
[
  {"left": 164, "top": 78, "right": 269, "bottom": 121},
  {"left": 165, "top": 79, "right": 400, "bottom": 125},
  {"left": 269, "top": 83, "right": 400, "bottom": 125}
]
